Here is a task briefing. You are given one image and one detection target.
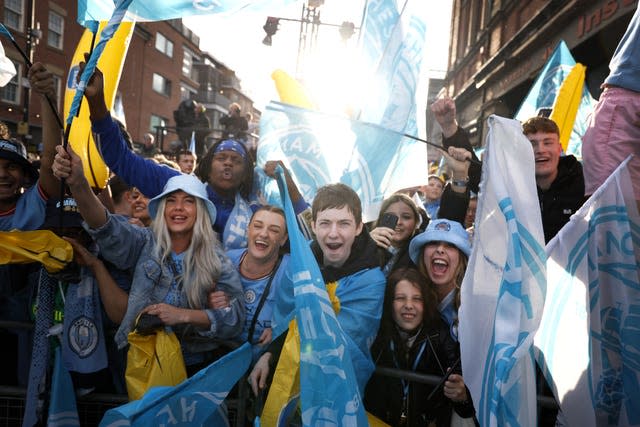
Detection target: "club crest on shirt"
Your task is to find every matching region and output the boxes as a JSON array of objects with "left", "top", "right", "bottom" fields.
[{"left": 68, "top": 315, "right": 99, "bottom": 358}]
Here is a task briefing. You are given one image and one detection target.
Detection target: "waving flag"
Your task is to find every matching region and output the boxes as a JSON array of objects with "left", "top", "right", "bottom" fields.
[
  {"left": 261, "top": 166, "right": 384, "bottom": 426},
  {"left": 356, "top": 0, "right": 429, "bottom": 137},
  {"left": 78, "top": 0, "right": 297, "bottom": 26},
  {"left": 535, "top": 156, "right": 640, "bottom": 426},
  {"left": 459, "top": 115, "right": 547, "bottom": 427},
  {"left": 100, "top": 342, "right": 251, "bottom": 427},
  {"left": 256, "top": 101, "right": 428, "bottom": 222},
  {"left": 0, "top": 40, "right": 16, "bottom": 87},
  {"left": 47, "top": 346, "right": 80, "bottom": 427},
  {"left": 514, "top": 40, "right": 596, "bottom": 160}
]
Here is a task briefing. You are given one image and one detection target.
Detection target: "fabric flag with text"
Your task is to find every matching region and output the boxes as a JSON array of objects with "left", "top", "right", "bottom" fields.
[
  {"left": 534, "top": 156, "right": 640, "bottom": 426},
  {"left": 99, "top": 342, "right": 251, "bottom": 427},
  {"left": 78, "top": 0, "right": 297, "bottom": 26},
  {"left": 356, "top": 0, "right": 429, "bottom": 137},
  {"left": 255, "top": 101, "right": 428, "bottom": 222},
  {"left": 458, "top": 115, "right": 547, "bottom": 427},
  {"left": 259, "top": 166, "right": 371, "bottom": 426},
  {"left": 514, "top": 40, "right": 596, "bottom": 160}
]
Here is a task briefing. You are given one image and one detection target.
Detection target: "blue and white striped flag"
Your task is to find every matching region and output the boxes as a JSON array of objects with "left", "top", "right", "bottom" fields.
[
  {"left": 513, "top": 40, "right": 596, "bottom": 160},
  {"left": 78, "top": 0, "right": 297, "bottom": 26},
  {"left": 100, "top": 342, "right": 252, "bottom": 427},
  {"left": 535, "top": 156, "right": 640, "bottom": 426},
  {"left": 255, "top": 101, "right": 428, "bottom": 222},
  {"left": 458, "top": 115, "right": 547, "bottom": 427},
  {"left": 356, "top": 0, "right": 429, "bottom": 137}
]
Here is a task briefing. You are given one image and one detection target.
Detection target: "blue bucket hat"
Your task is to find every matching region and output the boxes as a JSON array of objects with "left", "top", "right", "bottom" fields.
[
  {"left": 147, "top": 174, "right": 216, "bottom": 225},
  {"left": 409, "top": 218, "right": 471, "bottom": 263}
]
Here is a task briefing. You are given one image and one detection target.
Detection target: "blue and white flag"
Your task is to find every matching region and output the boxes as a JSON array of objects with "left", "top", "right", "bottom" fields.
[
  {"left": 458, "top": 115, "right": 547, "bottom": 427},
  {"left": 267, "top": 166, "right": 369, "bottom": 426},
  {"left": 189, "top": 130, "right": 196, "bottom": 154},
  {"left": 78, "top": 0, "right": 297, "bottom": 26},
  {"left": 356, "top": 0, "right": 429, "bottom": 137},
  {"left": 534, "top": 156, "right": 640, "bottom": 427},
  {"left": 513, "top": 40, "right": 596, "bottom": 160},
  {"left": 100, "top": 342, "right": 252, "bottom": 427},
  {"left": 0, "top": 39, "right": 16, "bottom": 87},
  {"left": 47, "top": 346, "right": 80, "bottom": 427},
  {"left": 256, "top": 101, "right": 428, "bottom": 222}
]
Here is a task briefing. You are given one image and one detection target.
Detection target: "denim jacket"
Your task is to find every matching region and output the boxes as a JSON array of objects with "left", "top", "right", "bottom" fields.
[
  {"left": 85, "top": 214, "right": 245, "bottom": 350},
  {"left": 605, "top": 5, "right": 640, "bottom": 92}
]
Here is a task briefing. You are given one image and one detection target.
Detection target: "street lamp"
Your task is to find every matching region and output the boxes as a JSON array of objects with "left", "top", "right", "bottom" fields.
[{"left": 261, "top": 3, "right": 358, "bottom": 75}]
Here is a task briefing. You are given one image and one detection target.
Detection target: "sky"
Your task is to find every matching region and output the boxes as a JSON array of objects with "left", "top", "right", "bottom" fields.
[{"left": 183, "top": 1, "right": 453, "bottom": 111}]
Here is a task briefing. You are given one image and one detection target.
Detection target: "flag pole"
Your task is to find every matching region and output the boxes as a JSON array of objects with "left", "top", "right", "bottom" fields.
[{"left": 402, "top": 132, "right": 482, "bottom": 165}]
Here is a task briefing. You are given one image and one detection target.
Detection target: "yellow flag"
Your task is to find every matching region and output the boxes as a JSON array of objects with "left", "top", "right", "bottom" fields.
[
  {"left": 0, "top": 230, "right": 72, "bottom": 272},
  {"left": 272, "top": 69, "right": 317, "bottom": 110},
  {"left": 549, "top": 63, "right": 586, "bottom": 153},
  {"left": 63, "top": 21, "right": 135, "bottom": 189}
]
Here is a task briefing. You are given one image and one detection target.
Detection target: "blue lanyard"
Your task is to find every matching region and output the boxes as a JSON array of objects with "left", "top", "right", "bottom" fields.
[{"left": 390, "top": 339, "right": 428, "bottom": 399}]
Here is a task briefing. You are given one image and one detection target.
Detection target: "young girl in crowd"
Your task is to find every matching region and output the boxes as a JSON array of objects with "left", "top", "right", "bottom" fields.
[
  {"left": 52, "top": 144, "right": 245, "bottom": 377},
  {"left": 365, "top": 268, "right": 476, "bottom": 426},
  {"left": 370, "top": 193, "right": 424, "bottom": 275}
]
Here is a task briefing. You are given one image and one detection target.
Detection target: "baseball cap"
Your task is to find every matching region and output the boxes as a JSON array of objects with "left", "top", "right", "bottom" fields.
[{"left": 0, "top": 139, "right": 38, "bottom": 181}]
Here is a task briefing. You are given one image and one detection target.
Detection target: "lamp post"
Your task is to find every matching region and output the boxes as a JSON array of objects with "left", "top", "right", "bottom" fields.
[{"left": 262, "top": 2, "right": 357, "bottom": 77}]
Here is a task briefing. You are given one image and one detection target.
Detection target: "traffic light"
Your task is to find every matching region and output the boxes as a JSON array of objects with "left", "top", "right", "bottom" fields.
[{"left": 262, "top": 17, "right": 280, "bottom": 46}]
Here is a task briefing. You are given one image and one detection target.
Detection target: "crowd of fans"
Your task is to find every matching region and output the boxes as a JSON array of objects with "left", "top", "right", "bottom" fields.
[{"left": 1, "top": 5, "right": 639, "bottom": 426}]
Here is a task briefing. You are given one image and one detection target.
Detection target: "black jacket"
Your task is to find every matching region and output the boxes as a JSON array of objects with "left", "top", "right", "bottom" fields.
[
  {"left": 538, "top": 155, "right": 586, "bottom": 243},
  {"left": 365, "top": 319, "right": 476, "bottom": 426}
]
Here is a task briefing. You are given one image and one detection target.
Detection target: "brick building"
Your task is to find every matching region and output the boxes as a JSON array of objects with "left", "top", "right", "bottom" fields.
[
  {"left": 0, "top": 0, "right": 256, "bottom": 153},
  {"left": 445, "top": 0, "right": 637, "bottom": 146}
]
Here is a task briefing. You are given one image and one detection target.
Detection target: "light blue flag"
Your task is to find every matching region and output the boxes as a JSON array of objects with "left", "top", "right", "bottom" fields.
[
  {"left": 47, "top": 346, "right": 80, "bottom": 427},
  {"left": 67, "top": 0, "right": 132, "bottom": 126},
  {"left": 513, "top": 40, "right": 596, "bottom": 160},
  {"left": 78, "top": 0, "right": 298, "bottom": 26},
  {"left": 534, "top": 156, "right": 640, "bottom": 426},
  {"left": 100, "top": 342, "right": 251, "bottom": 427},
  {"left": 271, "top": 166, "right": 370, "bottom": 426},
  {"left": 356, "top": 0, "right": 429, "bottom": 136},
  {"left": 255, "top": 101, "right": 428, "bottom": 222},
  {"left": 459, "top": 115, "right": 547, "bottom": 427}
]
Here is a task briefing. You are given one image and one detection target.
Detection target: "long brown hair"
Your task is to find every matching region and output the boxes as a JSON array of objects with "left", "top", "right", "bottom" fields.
[
  {"left": 417, "top": 248, "right": 468, "bottom": 317},
  {"left": 380, "top": 268, "right": 440, "bottom": 338}
]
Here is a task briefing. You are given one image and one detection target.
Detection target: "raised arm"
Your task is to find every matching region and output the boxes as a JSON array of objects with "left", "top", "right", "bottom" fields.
[
  {"left": 52, "top": 144, "right": 107, "bottom": 229},
  {"left": 28, "top": 62, "right": 61, "bottom": 199},
  {"left": 78, "top": 56, "right": 179, "bottom": 197}
]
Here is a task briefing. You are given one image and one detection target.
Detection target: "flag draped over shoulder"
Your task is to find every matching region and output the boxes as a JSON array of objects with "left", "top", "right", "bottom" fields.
[
  {"left": 356, "top": 0, "right": 428, "bottom": 137},
  {"left": 77, "top": 0, "right": 297, "bottom": 26},
  {"left": 534, "top": 156, "right": 640, "bottom": 427},
  {"left": 255, "top": 101, "right": 428, "bottom": 222},
  {"left": 261, "top": 166, "right": 374, "bottom": 426},
  {"left": 458, "top": 115, "right": 547, "bottom": 427},
  {"left": 100, "top": 342, "right": 251, "bottom": 427},
  {"left": 513, "top": 40, "right": 596, "bottom": 160}
]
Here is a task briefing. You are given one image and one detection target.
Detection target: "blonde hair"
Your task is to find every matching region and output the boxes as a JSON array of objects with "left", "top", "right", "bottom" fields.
[{"left": 151, "top": 197, "right": 222, "bottom": 308}]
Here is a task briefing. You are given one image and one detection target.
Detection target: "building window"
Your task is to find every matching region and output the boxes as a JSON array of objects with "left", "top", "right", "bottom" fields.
[
  {"left": 155, "top": 32, "right": 173, "bottom": 57},
  {"left": 0, "top": 61, "right": 21, "bottom": 104},
  {"left": 48, "top": 11, "right": 64, "bottom": 49},
  {"left": 152, "top": 73, "right": 171, "bottom": 96},
  {"left": 182, "top": 48, "right": 199, "bottom": 80},
  {"left": 4, "top": 0, "right": 24, "bottom": 31},
  {"left": 149, "top": 114, "right": 168, "bottom": 134},
  {"left": 180, "top": 84, "right": 197, "bottom": 102}
]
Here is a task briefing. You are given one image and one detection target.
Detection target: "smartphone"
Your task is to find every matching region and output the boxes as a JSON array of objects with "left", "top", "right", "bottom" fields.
[{"left": 379, "top": 212, "right": 399, "bottom": 229}]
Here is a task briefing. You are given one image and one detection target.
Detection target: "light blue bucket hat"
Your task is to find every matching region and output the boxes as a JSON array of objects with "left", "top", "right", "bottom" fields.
[
  {"left": 147, "top": 174, "right": 217, "bottom": 225},
  {"left": 409, "top": 218, "right": 471, "bottom": 263}
]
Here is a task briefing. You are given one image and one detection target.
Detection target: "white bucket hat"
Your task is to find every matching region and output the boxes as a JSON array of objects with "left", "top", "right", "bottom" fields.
[{"left": 147, "top": 174, "right": 216, "bottom": 225}]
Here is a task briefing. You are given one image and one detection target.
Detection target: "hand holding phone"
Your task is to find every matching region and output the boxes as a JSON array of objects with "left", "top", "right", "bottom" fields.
[{"left": 379, "top": 212, "right": 399, "bottom": 230}]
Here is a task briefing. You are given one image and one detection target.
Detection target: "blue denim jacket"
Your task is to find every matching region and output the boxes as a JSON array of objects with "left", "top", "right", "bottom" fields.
[
  {"left": 605, "top": 5, "right": 640, "bottom": 92},
  {"left": 86, "top": 214, "right": 245, "bottom": 350}
]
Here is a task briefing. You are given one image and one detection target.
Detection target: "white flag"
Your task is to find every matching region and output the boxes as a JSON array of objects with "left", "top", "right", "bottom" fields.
[
  {"left": 0, "top": 41, "right": 16, "bottom": 87},
  {"left": 535, "top": 156, "right": 640, "bottom": 426},
  {"left": 459, "top": 115, "right": 547, "bottom": 427}
]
